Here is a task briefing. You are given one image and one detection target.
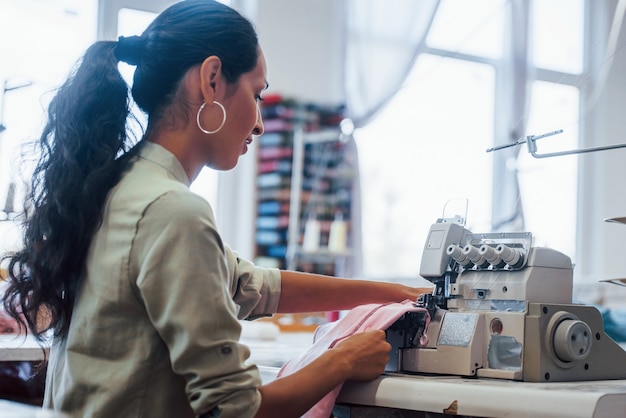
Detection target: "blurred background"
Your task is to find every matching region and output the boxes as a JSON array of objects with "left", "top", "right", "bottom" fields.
[{"left": 1, "top": 0, "right": 626, "bottom": 308}]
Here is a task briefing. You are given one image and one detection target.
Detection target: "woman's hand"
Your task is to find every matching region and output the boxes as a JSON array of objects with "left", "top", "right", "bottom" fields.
[
  {"left": 332, "top": 329, "right": 391, "bottom": 381},
  {"left": 255, "top": 329, "right": 392, "bottom": 418}
]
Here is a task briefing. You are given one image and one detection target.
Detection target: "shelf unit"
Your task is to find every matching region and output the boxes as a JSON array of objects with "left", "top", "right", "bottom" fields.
[
  {"left": 285, "top": 127, "right": 353, "bottom": 277},
  {"left": 254, "top": 96, "right": 354, "bottom": 279}
]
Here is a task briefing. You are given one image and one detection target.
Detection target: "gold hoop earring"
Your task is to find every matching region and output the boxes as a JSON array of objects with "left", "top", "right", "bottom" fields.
[{"left": 196, "top": 101, "right": 227, "bottom": 134}]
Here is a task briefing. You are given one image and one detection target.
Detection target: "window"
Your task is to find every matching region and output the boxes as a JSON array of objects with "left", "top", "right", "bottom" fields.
[
  {"left": 0, "top": 0, "right": 235, "bottom": 253},
  {"left": 355, "top": 0, "right": 585, "bottom": 279},
  {"left": 519, "top": 81, "right": 579, "bottom": 257},
  {"left": 519, "top": 0, "right": 585, "bottom": 258},
  {"left": 356, "top": 54, "right": 495, "bottom": 278},
  {"left": 0, "top": 0, "right": 97, "bottom": 250}
]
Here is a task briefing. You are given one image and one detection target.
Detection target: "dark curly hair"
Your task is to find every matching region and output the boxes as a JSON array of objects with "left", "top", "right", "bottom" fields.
[{"left": 1, "top": 0, "right": 259, "bottom": 342}]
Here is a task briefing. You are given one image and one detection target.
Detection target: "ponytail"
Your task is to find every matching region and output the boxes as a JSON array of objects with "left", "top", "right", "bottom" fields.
[
  {"left": 2, "top": 41, "right": 137, "bottom": 340},
  {"left": 1, "top": 0, "right": 259, "bottom": 342}
]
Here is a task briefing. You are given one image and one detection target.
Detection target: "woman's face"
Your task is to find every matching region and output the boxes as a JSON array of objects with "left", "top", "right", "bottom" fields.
[{"left": 208, "top": 48, "right": 268, "bottom": 171}]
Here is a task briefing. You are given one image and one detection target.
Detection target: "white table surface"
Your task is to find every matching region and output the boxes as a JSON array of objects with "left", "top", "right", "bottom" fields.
[
  {"left": 255, "top": 339, "right": 626, "bottom": 418},
  {"left": 0, "top": 335, "right": 49, "bottom": 362},
  {"left": 257, "top": 365, "right": 626, "bottom": 418},
  {"left": 336, "top": 374, "right": 626, "bottom": 418},
  {"left": 0, "top": 400, "right": 67, "bottom": 418}
]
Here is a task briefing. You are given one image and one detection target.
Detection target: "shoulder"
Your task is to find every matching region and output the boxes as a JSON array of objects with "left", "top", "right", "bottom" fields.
[
  {"left": 148, "top": 188, "right": 214, "bottom": 225},
  {"left": 130, "top": 188, "right": 221, "bottom": 259},
  {"left": 110, "top": 157, "right": 216, "bottom": 231}
]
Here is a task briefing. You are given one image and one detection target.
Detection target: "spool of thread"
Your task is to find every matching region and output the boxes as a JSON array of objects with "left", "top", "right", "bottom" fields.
[
  {"left": 479, "top": 244, "right": 506, "bottom": 268},
  {"left": 446, "top": 244, "right": 473, "bottom": 267},
  {"left": 495, "top": 244, "right": 525, "bottom": 269},
  {"left": 328, "top": 212, "right": 347, "bottom": 252},
  {"left": 463, "top": 244, "right": 490, "bottom": 268},
  {"left": 302, "top": 216, "right": 321, "bottom": 251}
]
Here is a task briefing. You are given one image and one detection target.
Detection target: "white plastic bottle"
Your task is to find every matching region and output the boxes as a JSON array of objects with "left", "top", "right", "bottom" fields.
[
  {"left": 328, "top": 211, "right": 347, "bottom": 252},
  {"left": 302, "top": 215, "right": 321, "bottom": 251}
]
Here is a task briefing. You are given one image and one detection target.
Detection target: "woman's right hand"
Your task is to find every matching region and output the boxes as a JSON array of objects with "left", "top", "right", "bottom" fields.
[
  {"left": 255, "top": 329, "right": 392, "bottom": 418},
  {"left": 332, "top": 329, "right": 391, "bottom": 381}
]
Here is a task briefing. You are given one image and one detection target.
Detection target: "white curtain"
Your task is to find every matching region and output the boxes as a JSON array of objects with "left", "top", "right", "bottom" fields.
[
  {"left": 344, "top": 0, "right": 440, "bottom": 125},
  {"left": 342, "top": 0, "right": 440, "bottom": 276}
]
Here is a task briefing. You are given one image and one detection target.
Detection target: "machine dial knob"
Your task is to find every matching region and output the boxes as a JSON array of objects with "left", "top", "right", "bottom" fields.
[{"left": 552, "top": 319, "right": 592, "bottom": 362}]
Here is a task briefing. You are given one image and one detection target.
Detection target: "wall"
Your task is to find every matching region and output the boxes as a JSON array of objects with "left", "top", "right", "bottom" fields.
[{"left": 253, "top": 0, "right": 345, "bottom": 104}]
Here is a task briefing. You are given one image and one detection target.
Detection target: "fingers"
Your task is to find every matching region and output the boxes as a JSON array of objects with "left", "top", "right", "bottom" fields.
[{"left": 334, "top": 330, "right": 391, "bottom": 381}]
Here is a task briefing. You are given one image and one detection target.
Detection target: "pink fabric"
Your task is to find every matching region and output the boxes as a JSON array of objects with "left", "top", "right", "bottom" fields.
[{"left": 277, "top": 299, "right": 430, "bottom": 418}]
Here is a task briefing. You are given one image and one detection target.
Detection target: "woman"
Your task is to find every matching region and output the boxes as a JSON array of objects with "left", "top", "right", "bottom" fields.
[{"left": 1, "top": 1, "right": 431, "bottom": 417}]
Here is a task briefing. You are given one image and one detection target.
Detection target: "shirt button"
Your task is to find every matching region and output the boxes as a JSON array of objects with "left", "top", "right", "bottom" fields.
[{"left": 221, "top": 344, "right": 232, "bottom": 355}]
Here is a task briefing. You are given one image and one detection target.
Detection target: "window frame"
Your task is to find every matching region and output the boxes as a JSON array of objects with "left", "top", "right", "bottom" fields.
[{"left": 354, "top": 0, "right": 588, "bottom": 279}]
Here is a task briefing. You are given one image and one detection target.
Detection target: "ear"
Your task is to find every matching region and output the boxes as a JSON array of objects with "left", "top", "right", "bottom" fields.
[{"left": 199, "top": 56, "right": 224, "bottom": 102}]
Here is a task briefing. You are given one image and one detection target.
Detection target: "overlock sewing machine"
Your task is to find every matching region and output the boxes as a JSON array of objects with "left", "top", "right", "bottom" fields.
[{"left": 386, "top": 217, "right": 626, "bottom": 382}]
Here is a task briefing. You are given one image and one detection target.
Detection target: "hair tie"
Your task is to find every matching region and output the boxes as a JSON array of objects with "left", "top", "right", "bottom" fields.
[{"left": 115, "top": 35, "right": 144, "bottom": 65}]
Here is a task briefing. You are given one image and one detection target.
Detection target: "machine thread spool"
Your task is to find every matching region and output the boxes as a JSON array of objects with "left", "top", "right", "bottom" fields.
[
  {"left": 446, "top": 244, "right": 473, "bottom": 267},
  {"left": 479, "top": 244, "right": 507, "bottom": 268},
  {"left": 495, "top": 244, "right": 525, "bottom": 269},
  {"left": 463, "top": 244, "right": 490, "bottom": 269}
]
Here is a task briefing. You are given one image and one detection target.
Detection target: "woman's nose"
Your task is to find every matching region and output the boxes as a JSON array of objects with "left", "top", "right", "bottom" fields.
[{"left": 253, "top": 106, "right": 264, "bottom": 136}]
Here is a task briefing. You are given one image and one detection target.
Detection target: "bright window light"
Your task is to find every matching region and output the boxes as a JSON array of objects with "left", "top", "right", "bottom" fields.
[
  {"left": 356, "top": 54, "right": 494, "bottom": 278},
  {"left": 426, "top": 0, "right": 506, "bottom": 59},
  {"left": 531, "top": 0, "right": 585, "bottom": 74},
  {"left": 517, "top": 81, "right": 579, "bottom": 258},
  {"left": 0, "top": 0, "right": 97, "bottom": 221}
]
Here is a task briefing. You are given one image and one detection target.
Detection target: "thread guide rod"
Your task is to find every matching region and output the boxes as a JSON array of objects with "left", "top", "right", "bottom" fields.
[{"left": 486, "top": 129, "right": 626, "bottom": 158}]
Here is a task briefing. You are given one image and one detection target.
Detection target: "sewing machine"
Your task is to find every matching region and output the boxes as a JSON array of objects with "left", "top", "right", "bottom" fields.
[{"left": 386, "top": 217, "right": 626, "bottom": 382}]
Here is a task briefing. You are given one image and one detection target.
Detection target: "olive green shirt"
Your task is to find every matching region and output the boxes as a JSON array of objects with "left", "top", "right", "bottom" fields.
[{"left": 43, "top": 142, "right": 281, "bottom": 417}]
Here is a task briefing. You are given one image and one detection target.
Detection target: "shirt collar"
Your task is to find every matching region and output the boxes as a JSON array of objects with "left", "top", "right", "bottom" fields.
[{"left": 138, "top": 141, "right": 191, "bottom": 187}]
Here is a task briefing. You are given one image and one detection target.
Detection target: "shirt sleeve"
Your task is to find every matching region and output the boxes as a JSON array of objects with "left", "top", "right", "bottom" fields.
[
  {"left": 224, "top": 245, "right": 281, "bottom": 320},
  {"left": 129, "top": 189, "right": 266, "bottom": 417}
]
